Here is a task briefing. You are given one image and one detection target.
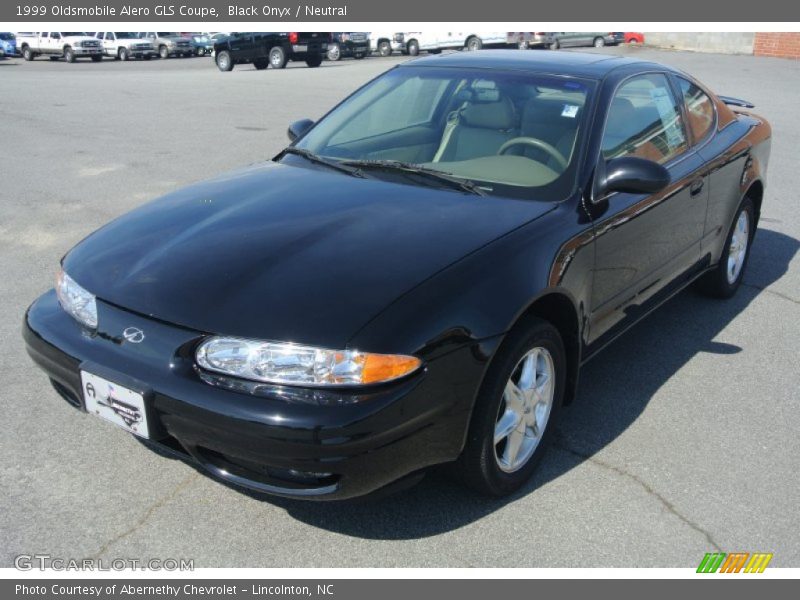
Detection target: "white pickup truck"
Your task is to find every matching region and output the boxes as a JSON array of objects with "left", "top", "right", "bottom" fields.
[
  {"left": 95, "top": 32, "right": 157, "bottom": 61},
  {"left": 395, "top": 31, "right": 552, "bottom": 55},
  {"left": 17, "top": 32, "right": 103, "bottom": 62}
]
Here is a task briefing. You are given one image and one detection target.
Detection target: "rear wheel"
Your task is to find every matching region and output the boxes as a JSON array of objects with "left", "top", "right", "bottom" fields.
[
  {"left": 215, "top": 50, "right": 234, "bottom": 71},
  {"left": 305, "top": 55, "right": 323, "bottom": 68},
  {"left": 253, "top": 58, "right": 269, "bottom": 70},
  {"left": 22, "top": 46, "right": 34, "bottom": 61},
  {"left": 269, "top": 46, "right": 287, "bottom": 69},
  {"left": 407, "top": 40, "right": 419, "bottom": 56},
  {"left": 459, "top": 317, "right": 565, "bottom": 496},
  {"left": 697, "top": 198, "right": 755, "bottom": 298},
  {"left": 378, "top": 41, "right": 391, "bottom": 56},
  {"left": 64, "top": 47, "right": 75, "bottom": 63},
  {"left": 593, "top": 36, "right": 606, "bottom": 48},
  {"left": 326, "top": 43, "right": 341, "bottom": 61}
]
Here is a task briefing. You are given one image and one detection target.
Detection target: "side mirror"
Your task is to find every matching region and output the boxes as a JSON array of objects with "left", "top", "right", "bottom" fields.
[
  {"left": 287, "top": 119, "right": 314, "bottom": 143},
  {"left": 593, "top": 156, "right": 670, "bottom": 201}
]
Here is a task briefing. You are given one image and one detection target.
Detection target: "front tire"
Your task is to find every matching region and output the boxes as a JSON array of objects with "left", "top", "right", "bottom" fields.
[
  {"left": 22, "top": 46, "right": 34, "bottom": 61},
  {"left": 119, "top": 47, "right": 129, "bottom": 61},
  {"left": 459, "top": 317, "right": 565, "bottom": 496},
  {"left": 159, "top": 45, "right": 169, "bottom": 59},
  {"left": 215, "top": 50, "right": 233, "bottom": 71},
  {"left": 64, "top": 47, "right": 75, "bottom": 63},
  {"left": 197, "top": 47, "right": 206, "bottom": 56},
  {"left": 305, "top": 55, "right": 323, "bottom": 68},
  {"left": 466, "top": 36, "right": 483, "bottom": 51},
  {"left": 269, "top": 46, "right": 287, "bottom": 69},
  {"left": 697, "top": 197, "right": 755, "bottom": 299},
  {"left": 407, "top": 40, "right": 419, "bottom": 56},
  {"left": 326, "top": 43, "right": 341, "bottom": 61},
  {"left": 378, "top": 41, "right": 391, "bottom": 57},
  {"left": 593, "top": 37, "right": 606, "bottom": 48}
]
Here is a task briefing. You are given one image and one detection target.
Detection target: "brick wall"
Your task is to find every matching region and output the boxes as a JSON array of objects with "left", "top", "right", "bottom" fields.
[{"left": 754, "top": 33, "right": 800, "bottom": 59}]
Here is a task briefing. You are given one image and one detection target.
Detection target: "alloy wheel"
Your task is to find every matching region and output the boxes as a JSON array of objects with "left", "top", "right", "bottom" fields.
[{"left": 727, "top": 210, "right": 750, "bottom": 284}]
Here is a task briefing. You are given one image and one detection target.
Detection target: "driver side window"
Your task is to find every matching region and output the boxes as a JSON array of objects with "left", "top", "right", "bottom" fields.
[{"left": 602, "top": 73, "right": 688, "bottom": 164}]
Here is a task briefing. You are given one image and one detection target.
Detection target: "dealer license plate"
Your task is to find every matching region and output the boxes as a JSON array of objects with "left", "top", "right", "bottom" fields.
[{"left": 81, "top": 371, "right": 150, "bottom": 438}]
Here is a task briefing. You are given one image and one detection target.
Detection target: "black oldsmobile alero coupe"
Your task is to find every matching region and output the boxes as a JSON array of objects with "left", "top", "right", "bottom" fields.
[{"left": 24, "top": 51, "right": 771, "bottom": 500}]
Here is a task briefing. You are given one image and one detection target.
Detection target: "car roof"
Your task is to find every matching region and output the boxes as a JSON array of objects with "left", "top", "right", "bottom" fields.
[{"left": 403, "top": 50, "right": 665, "bottom": 79}]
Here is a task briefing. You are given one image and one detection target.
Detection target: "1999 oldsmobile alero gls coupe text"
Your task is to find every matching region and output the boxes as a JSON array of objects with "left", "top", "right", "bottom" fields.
[{"left": 24, "top": 51, "right": 771, "bottom": 500}]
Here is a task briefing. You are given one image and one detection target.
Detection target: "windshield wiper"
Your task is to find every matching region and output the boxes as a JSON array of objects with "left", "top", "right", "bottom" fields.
[
  {"left": 278, "top": 147, "right": 366, "bottom": 178},
  {"left": 340, "top": 159, "right": 487, "bottom": 196}
]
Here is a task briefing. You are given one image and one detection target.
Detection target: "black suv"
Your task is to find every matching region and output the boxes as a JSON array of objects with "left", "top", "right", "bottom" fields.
[
  {"left": 327, "top": 32, "right": 370, "bottom": 61},
  {"left": 214, "top": 32, "right": 330, "bottom": 71}
]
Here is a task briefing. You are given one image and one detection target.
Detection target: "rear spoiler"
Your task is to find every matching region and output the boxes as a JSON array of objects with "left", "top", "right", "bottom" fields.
[{"left": 718, "top": 95, "right": 755, "bottom": 109}]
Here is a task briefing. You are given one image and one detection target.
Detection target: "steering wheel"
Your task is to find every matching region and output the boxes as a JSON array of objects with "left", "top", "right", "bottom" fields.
[{"left": 497, "top": 137, "right": 568, "bottom": 171}]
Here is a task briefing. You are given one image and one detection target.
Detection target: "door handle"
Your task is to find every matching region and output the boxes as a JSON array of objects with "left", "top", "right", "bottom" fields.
[{"left": 690, "top": 178, "right": 705, "bottom": 197}]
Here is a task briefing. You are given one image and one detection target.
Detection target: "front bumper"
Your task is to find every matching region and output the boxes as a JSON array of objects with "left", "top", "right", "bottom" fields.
[
  {"left": 73, "top": 47, "right": 103, "bottom": 56},
  {"left": 24, "top": 291, "right": 482, "bottom": 500}
]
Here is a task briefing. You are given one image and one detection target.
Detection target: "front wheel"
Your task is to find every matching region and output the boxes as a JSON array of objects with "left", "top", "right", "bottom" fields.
[
  {"left": 697, "top": 198, "right": 755, "bottom": 299},
  {"left": 407, "top": 40, "right": 419, "bottom": 56},
  {"left": 459, "top": 317, "right": 565, "bottom": 496},
  {"left": 326, "top": 43, "right": 341, "bottom": 61},
  {"left": 466, "top": 36, "right": 483, "bottom": 51},
  {"left": 269, "top": 46, "right": 287, "bottom": 69},
  {"left": 305, "top": 55, "right": 323, "bottom": 68},
  {"left": 64, "top": 47, "right": 75, "bottom": 63},
  {"left": 22, "top": 46, "right": 34, "bottom": 61},
  {"left": 119, "top": 47, "right": 129, "bottom": 61},
  {"left": 593, "top": 37, "right": 606, "bottom": 48},
  {"left": 378, "top": 41, "right": 391, "bottom": 57},
  {"left": 197, "top": 47, "right": 206, "bottom": 56},
  {"left": 215, "top": 50, "right": 234, "bottom": 71},
  {"left": 159, "top": 45, "right": 169, "bottom": 59}
]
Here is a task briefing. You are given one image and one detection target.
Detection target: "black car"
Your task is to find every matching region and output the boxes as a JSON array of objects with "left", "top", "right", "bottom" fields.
[
  {"left": 214, "top": 32, "right": 330, "bottom": 71},
  {"left": 327, "top": 32, "right": 370, "bottom": 61},
  {"left": 25, "top": 51, "right": 770, "bottom": 500}
]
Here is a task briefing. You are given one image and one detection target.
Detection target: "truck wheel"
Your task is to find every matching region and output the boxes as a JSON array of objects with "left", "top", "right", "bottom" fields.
[
  {"left": 253, "top": 58, "right": 269, "bottom": 70},
  {"left": 378, "top": 41, "right": 391, "bottom": 57},
  {"left": 326, "top": 43, "right": 341, "bottom": 61},
  {"left": 550, "top": 39, "right": 560, "bottom": 50},
  {"left": 197, "top": 47, "right": 206, "bottom": 56},
  {"left": 64, "top": 47, "right": 75, "bottom": 63},
  {"left": 90, "top": 55, "right": 102, "bottom": 62},
  {"left": 407, "top": 40, "right": 419, "bottom": 56},
  {"left": 269, "top": 46, "right": 287, "bottom": 69},
  {"left": 22, "top": 46, "right": 34, "bottom": 61},
  {"left": 119, "top": 47, "right": 129, "bottom": 61},
  {"left": 305, "top": 55, "right": 323, "bottom": 68},
  {"left": 159, "top": 45, "right": 169, "bottom": 59},
  {"left": 466, "top": 36, "right": 483, "bottom": 51},
  {"left": 215, "top": 50, "right": 234, "bottom": 71}
]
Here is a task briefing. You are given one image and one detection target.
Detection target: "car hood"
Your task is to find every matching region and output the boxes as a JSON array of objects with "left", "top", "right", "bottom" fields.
[{"left": 63, "top": 161, "right": 554, "bottom": 348}]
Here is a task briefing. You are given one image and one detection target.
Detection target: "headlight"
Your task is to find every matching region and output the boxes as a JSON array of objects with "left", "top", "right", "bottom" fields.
[
  {"left": 196, "top": 337, "right": 422, "bottom": 387},
  {"left": 55, "top": 269, "right": 97, "bottom": 329}
]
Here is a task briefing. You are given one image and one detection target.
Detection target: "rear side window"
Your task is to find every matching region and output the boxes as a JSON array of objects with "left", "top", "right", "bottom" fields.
[
  {"left": 677, "top": 77, "right": 715, "bottom": 143},
  {"left": 602, "top": 73, "right": 688, "bottom": 164}
]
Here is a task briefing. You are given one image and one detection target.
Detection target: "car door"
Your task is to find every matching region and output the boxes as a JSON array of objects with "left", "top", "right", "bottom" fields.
[
  {"left": 587, "top": 72, "right": 709, "bottom": 346},
  {"left": 227, "top": 32, "right": 255, "bottom": 60},
  {"left": 45, "top": 32, "right": 59, "bottom": 55},
  {"left": 101, "top": 32, "right": 115, "bottom": 56}
]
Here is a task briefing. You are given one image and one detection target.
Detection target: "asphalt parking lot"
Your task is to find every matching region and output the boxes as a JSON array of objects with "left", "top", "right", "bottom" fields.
[{"left": 1, "top": 46, "right": 799, "bottom": 568}]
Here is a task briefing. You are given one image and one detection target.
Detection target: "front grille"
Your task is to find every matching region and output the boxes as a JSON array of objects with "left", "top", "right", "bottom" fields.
[
  {"left": 350, "top": 33, "right": 367, "bottom": 42},
  {"left": 134, "top": 44, "right": 150, "bottom": 51}
]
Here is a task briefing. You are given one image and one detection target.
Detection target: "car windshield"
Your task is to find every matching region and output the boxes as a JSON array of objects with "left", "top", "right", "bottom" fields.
[
  {"left": 292, "top": 66, "right": 594, "bottom": 200},
  {"left": 62, "top": 32, "right": 88, "bottom": 37},
  {"left": 115, "top": 32, "right": 138, "bottom": 39}
]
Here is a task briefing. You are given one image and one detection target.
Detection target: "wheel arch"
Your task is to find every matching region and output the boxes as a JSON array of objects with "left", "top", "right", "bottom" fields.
[{"left": 743, "top": 179, "right": 764, "bottom": 226}]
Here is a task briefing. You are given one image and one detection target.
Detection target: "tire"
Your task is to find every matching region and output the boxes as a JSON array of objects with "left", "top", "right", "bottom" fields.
[
  {"left": 326, "top": 43, "right": 341, "bottom": 61},
  {"left": 466, "top": 36, "right": 483, "bottom": 51},
  {"left": 215, "top": 50, "right": 234, "bottom": 72},
  {"left": 119, "top": 47, "right": 129, "bottom": 61},
  {"left": 197, "top": 47, "right": 206, "bottom": 56},
  {"left": 90, "top": 55, "right": 102, "bottom": 62},
  {"left": 22, "top": 46, "right": 34, "bottom": 61},
  {"left": 518, "top": 40, "right": 529, "bottom": 50},
  {"left": 550, "top": 39, "right": 560, "bottom": 50},
  {"left": 459, "top": 317, "right": 566, "bottom": 496},
  {"left": 593, "top": 37, "right": 605, "bottom": 48},
  {"left": 253, "top": 58, "right": 269, "bottom": 70},
  {"left": 407, "top": 40, "right": 419, "bottom": 56},
  {"left": 697, "top": 197, "right": 755, "bottom": 299},
  {"left": 305, "top": 55, "right": 323, "bottom": 68},
  {"left": 159, "top": 45, "right": 169, "bottom": 59},
  {"left": 64, "top": 47, "right": 75, "bottom": 63},
  {"left": 269, "top": 46, "right": 287, "bottom": 69},
  {"left": 378, "top": 41, "right": 391, "bottom": 57}
]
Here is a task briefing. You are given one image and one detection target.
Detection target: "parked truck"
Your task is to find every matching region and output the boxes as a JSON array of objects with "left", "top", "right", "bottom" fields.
[
  {"left": 95, "top": 32, "right": 157, "bottom": 61},
  {"left": 17, "top": 32, "right": 103, "bottom": 62}
]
